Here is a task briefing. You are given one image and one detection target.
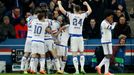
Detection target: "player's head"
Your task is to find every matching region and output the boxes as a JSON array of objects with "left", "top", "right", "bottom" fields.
[
  {"left": 73, "top": 5, "right": 81, "bottom": 13},
  {"left": 57, "top": 16, "right": 63, "bottom": 25},
  {"left": 38, "top": 13, "right": 44, "bottom": 20},
  {"left": 104, "top": 9, "right": 114, "bottom": 24}
]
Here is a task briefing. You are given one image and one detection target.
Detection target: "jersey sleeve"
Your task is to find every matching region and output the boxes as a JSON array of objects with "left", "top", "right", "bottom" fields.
[
  {"left": 102, "top": 21, "right": 116, "bottom": 30},
  {"left": 81, "top": 12, "right": 89, "bottom": 18},
  {"left": 66, "top": 12, "right": 72, "bottom": 17},
  {"left": 51, "top": 22, "right": 60, "bottom": 34}
]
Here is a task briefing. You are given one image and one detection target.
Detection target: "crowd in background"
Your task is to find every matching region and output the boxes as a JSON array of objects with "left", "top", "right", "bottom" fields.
[{"left": 0, "top": 0, "right": 133, "bottom": 42}]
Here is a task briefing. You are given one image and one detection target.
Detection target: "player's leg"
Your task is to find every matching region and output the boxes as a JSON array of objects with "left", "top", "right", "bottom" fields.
[
  {"left": 104, "top": 43, "right": 114, "bottom": 75},
  {"left": 39, "top": 54, "right": 46, "bottom": 74},
  {"left": 56, "top": 44, "right": 67, "bottom": 73},
  {"left": 21, "top": 39, "right": 31, "bottom": 73},
  {"left": 79, "top": 37, "right": 86, "bottom": 74},
  {"left": 95, "top": 44, "right": 108, "bottom": 75},
  {"left": 30, "top": 42, "right": 38, "bottom": 74},
  {"left": 61, "top": 46, "right": 68, "bottom": 72},
  {"left": 71, "top": 37, "right": 79, "bottom": 74},
  {"left": 56, "top": 45, "right": 63, "bottom": 71},
  {"left": 96, "top": 43, "right": 113, "bottom": 75},
  {"left": 48, "top": 40, "right": 61, "bottom": 73},
  {"left": 50, "top": 48, "right": 61, "bottom": 73},
  {"left": 39, "top": 43, "right": 46, "bottom": 74}
]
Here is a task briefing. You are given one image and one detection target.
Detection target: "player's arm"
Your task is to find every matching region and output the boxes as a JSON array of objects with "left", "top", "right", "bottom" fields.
[
  {"left": 52, "top": 26, "right": 65, "bottom": 37},
  {"left": 105, "top": 22, "right": 117, "bottom": 30},
  {"left": 58, "top": 1, "right": 67, "bottom": 15},
  {"left": 83, "top": 1, "right": 92, "bottom": 15}
]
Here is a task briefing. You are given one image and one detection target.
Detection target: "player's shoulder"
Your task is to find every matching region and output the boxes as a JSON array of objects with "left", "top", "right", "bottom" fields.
[
  {"left": 26, "top": 15, "right": 33, "bottom": 21},
  {"left": 101, "top": 20, "right": 107, "bottom": 25}
]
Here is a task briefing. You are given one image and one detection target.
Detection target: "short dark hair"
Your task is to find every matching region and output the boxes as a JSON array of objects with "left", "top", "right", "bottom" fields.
[
  {"left": 104, "top": 9, "right": 114, "bottom": 18},
  {"left": 38, "top": 13, "right": 44, "bottom": 20},
  {"left": 74, "top": 5, "right": 81, "bottom": 12}
]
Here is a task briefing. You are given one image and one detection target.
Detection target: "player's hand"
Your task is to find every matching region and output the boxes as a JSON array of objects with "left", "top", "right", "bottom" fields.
[
  {"left": 83, "top": 1, "right": 88, "bottom": 5},
  {"left": 113, "top": 22, "right": 117, "bottom": 25},
  {"left": 59, "top": 26, "right": 66, "bottom": 31},
  {"left": 58, "top": 1, "right": 61, "bottom": 4}
]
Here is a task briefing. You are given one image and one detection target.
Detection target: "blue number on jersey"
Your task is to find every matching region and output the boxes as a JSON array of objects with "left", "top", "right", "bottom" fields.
[
  {"left": 34, "top": 25, "right": 42, "bottom": 34},
  {"left": 73, "top": 18, "right": 82, "bottom": 26}
]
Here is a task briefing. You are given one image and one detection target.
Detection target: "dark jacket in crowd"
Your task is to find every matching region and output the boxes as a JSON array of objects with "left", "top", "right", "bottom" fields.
[
  {"left": 113, "top": 23, "right": 131, "bottom": 38},
  {"left": 0, "top": 23, "right": 16, "bottom": 42}
]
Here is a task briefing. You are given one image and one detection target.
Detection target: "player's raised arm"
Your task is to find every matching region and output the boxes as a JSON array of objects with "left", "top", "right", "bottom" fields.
[
  {"left": 83, "top": 1, "right": 92, "bottom": 15},
  {"left": 58, "top": 1, "right": 67, "bottom": 15}
]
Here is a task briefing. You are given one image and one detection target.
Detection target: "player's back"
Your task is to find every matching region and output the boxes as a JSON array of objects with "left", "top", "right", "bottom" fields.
[
  {"left": 32, "top": 19, "right": 49, "bottom": 41},
  {"left": 67, "top": 12, "right": 88, "bottom": 35}
]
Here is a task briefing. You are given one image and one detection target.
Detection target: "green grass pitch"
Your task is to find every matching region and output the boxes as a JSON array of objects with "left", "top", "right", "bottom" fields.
[{"left": 0, "top": 73, "right": 134, "bottom": 75}]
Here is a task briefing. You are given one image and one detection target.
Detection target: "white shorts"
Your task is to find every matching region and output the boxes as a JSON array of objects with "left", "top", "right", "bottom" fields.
[
  {"left": 31, "top": 41, "right": 45, "bottom": 54},
  {"left": 45, "top": 39, "right": 55, "bottom": 51},
  {"left": 71, "top": 37, "right": 84, "bottom": 52},
  {"left": 56, "top": 44, "right": 68, "bottom": 56},
  {"left": 102, "top": 43, "right": 112, "bottom": 55},
  {"left": 24, "top": 38, "right": 32, "bottom": 52}
]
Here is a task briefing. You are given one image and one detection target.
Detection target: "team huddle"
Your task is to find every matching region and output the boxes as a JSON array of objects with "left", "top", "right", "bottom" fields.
[{"left": 21, "top": 1, "right": 116, "bottom": 75}]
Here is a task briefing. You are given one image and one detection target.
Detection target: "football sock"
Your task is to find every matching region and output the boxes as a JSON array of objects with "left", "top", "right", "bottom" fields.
[
  {"left": 54, "top": 58, "right": 61, "bottom": 71},
  {"left": 104, "top": 58, "right": 110, "bottom": 74},
  {"left": 80, "top": 55, "right": 85, "bottom": 71},
  {"left": 73, "top": 56, "right": 79, "bottom": 72},
  {"left": 98, "top": 57, "right": 107, "bottom": 68},
  {"left": 40, "top": 57, "right": 45, "bottom": 71},
  {"left": 21, "top": 56, "right": 27, "bottom": 70}
]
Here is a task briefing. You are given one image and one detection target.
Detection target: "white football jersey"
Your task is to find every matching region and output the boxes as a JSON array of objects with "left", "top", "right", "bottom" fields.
[
  {"left": 66, "top": 12, "right": 88, "bottom": 35},
  {"left": 51, "top": 20, "right": 60, "bottom": 34},
  {"left": 58, "top": 24, "right": 69, "bottom": 46},
  {"left": 101, "top": 20, "right": 116, "bottom": 43},
  {"left": 44, "top": 19, "right": 53, "bottom": 39},
  {"left": 26, "top": 15, "right": 37, "bottom": 38},
  {"left": 32, "top": 19, "right": 49, "bottom": 41}
]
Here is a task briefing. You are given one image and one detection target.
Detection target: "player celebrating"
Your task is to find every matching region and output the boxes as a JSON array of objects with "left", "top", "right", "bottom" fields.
[
  {"left": 58, "top": 1, "right": 92, "bottom": 74},
  {"left": 95, "top": 9, "right": 116, "bottom": 75},
  {"left": 44, "top": 18, "right": 63, "bottom": 74},
  {"left": 57, "top": 23, "right": 70, "bottom": 73},
  {"left": 30, "top": 13, "right": 49, "bottom": 74},
  {"left": 20, "top": 8, "right": 41, "bottom": 74}
]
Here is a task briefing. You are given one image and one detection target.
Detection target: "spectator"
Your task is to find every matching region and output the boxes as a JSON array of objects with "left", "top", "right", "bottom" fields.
[
  {"left": 21, "top": 0, "right": 35, "bottom": 14},
  {"left": 113, "top": 16, "right": 131, "bottom": 38},
  {"left": 116, "top": 0, "right": 127, "bottom": 10},
  {"left": 117, "top": 4, "right": 130, "bottom": 21},
  {"left": 89, "top": 0, "right": 104, "bottom": 24},
  {"left": 130, "top": 8, "right": 134, "bottom": 18},
  {"left": 5, "top": 7, "right": 23, "bottom": 26},
  {"left": 110, "top": 34, "right": 127, "bottom": 73},
  {"left": 103, "top": 0, "right": 117, "bottom": 11},
  {"left": 15, "top": 18, "right": 27, "bottom": 38},
  {"left": 113, "top": 9, "right": 124, "bottom": 22},
  {"left": 0, "top": 16, "right": 16, "bottom": 42},
  {"left": 0, "top": 1, "right": 6, "bottom": 22},
  {"left": 25, "top": 12, "right": 32, "bottom": 19},
  {"left": 40, "top": 3, "right": 52, "bottom": 18},
  {"left": 34, "top": 0, "right": 51, "bottom": 6},
  {"left": 83, "top": 19, "right": 100, "bottom": 39},
  {"left": 49, "top": 0, "right": 57, "bottom": 12}
]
